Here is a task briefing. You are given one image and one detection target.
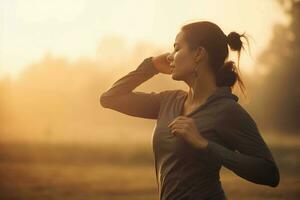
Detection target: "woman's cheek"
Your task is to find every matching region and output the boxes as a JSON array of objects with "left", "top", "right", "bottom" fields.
[{"left": 174, "top": 52, "right": 183, "bottom": 64}]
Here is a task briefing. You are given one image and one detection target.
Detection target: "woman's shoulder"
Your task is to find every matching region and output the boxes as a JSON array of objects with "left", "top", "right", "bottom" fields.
[
  {"left": 216, "top": 99, "right": 258, "bottom": 130},
  {"left": 153, "top": 89, "right": 186, "bottom": 105},
  {"left": 157, "top": 89, "right": 185, "bottom": 97},
  {"left": 170, "top": 89, "right": 187, "bottom": 101}
]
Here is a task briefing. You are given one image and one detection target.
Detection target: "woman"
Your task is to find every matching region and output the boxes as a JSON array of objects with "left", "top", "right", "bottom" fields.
[{"left": 100, "top": 21, "right": 280, "bottom": 200}]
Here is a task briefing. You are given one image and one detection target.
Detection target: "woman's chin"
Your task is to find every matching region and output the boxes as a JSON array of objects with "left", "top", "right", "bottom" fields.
[{"left": 171, "top": 72, "right": 180, "bottom": 80}]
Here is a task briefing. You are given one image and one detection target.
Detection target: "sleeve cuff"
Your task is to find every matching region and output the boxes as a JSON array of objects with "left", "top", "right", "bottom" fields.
[{"left": 142, "top": 57, "right": 160, "bottom": 75}]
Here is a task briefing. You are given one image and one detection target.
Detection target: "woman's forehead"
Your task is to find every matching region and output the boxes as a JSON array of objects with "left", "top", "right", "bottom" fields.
[{"left": 174, "top": 31, "right": 186, "bottom": 46}]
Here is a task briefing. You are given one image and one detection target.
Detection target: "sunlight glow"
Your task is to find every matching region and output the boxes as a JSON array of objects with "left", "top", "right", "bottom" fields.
[{"left": 0, "top": 0, "right": 288, "bottom": 77}]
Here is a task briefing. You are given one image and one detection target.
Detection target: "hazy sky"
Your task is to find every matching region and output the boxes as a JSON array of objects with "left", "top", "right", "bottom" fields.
[{"left": 0, "top": 0, "right": 288, "bottom": 78}]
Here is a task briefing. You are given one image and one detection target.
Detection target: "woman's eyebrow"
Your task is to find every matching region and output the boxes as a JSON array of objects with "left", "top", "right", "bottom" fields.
[{"left": 173, "top": 43, "right": 179, "bottom": 48}]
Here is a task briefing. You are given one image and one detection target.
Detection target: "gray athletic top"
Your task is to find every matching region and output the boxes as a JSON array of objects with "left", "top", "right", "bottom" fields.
[{"left": 100, "top": 57, "right": 280, "bottom": 200}]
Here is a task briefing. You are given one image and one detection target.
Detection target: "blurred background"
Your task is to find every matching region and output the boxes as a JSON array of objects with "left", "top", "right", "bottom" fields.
[{"left": 0, "top": 0, "right": 299, "bottom": 199}]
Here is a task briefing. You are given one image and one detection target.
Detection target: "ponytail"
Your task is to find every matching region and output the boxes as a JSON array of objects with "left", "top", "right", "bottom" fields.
[
  {"left": 216, "top": 31, "right": 250, "bottom": 95},
  {"left": 216, "top": 61, "right": 245, "bottom": 95}
]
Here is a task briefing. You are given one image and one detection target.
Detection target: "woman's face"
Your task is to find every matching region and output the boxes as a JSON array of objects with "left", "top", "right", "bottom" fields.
[{"left": 167, "top": 31, "right": 198, "bottom": 81}]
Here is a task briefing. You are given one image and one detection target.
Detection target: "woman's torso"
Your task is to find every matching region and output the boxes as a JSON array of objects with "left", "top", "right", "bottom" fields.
[{"left": 152, "top": 89, "right": 235, "bottom": 200}]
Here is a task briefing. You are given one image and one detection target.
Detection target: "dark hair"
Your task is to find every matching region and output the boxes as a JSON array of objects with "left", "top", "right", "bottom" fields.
[{"left": 181, "top": 21, "right": 249, "bottom": 95}]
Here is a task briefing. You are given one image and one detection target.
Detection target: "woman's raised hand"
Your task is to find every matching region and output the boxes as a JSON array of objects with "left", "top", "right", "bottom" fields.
[{"left": 151, "top": 53, "right": 172, "bottom": 74}]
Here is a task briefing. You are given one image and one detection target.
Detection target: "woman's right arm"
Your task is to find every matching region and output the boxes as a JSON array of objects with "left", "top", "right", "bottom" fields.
[{"left": 100, "top": 56, "right": 170, "bottom": 119}]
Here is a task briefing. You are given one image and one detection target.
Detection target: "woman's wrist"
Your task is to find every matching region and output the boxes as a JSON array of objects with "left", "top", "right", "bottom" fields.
[{"left": 195, "top": 137, "right": 209, "bottom": 150}]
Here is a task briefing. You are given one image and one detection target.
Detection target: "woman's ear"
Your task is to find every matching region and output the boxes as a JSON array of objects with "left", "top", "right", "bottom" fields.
[{"left": 194, "top": 47, "right": 207, "bottom": 63}]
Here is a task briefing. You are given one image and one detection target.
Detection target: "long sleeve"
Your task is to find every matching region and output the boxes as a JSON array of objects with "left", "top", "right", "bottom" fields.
[
  {"left": 205, "top": 106, "right": 280, "bottom": 187},
  {"left": 100, "top": 57, "right": 170, "bottom": 119}
]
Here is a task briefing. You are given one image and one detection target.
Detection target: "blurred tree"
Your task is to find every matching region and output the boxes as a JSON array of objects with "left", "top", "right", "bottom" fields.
[{"left": 256, "top": 0, "right": 300, "bottom": 133}]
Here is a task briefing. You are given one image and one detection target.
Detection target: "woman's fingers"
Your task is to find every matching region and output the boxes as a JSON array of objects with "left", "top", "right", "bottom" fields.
[
  {"left": 168, "top": 116, "right": 189, "bottom": 128},
  {"left": 170, "top": 123, "right": 185, "bottom": 129},
  {"left": 170, "top": 123, "right": 187, "bottom": 136},
  {"left": 171, "top": 127, "right": 183, "bottom": 136},
  {"left": 152, "top": 52, "right": 172, "bottom": 74}
]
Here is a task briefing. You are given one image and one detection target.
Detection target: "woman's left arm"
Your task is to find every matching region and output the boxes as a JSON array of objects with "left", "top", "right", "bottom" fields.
[{"left": 205, "top": 106, "right": 280, "bottom": 187}]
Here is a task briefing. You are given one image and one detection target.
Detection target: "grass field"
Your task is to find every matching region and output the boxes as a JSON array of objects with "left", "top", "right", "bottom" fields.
[{"left": 0, "top": 133, "right": 299, "bottom": 200}]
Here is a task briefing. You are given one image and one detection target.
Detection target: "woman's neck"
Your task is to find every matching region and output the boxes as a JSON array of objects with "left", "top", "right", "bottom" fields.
[{"left": 185, "top": 73, "right": 218, "bottom": 106}]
